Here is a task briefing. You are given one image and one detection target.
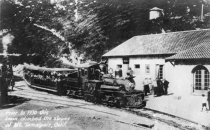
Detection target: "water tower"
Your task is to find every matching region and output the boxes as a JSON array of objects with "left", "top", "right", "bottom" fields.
[{"left": 149, "top": 7, "right": 164, "bottom": 20}]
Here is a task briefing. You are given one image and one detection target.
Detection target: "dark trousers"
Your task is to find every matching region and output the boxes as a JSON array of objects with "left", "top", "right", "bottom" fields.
[
  {"left": 144, "top": 85, "right": 150, "bottom": 96},
  {"left": 154, "top": 87, "right": 157, "bottom": 95},
  {"left": 157, "top": 86, "right": 164, "bottom": 96},
  {"left": 208, "top": 101, "right": 210, "bottom": 110},
  {"left": 164, "top": 86, "right": 168, "bottom": 95},
  {"left": 0, "top": 78, "right": 8, "bottom": 106}
]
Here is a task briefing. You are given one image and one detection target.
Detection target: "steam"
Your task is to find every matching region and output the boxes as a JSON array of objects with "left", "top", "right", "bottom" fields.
[{"left": 2, "top": 34, "right": 14, "bottom": 55}]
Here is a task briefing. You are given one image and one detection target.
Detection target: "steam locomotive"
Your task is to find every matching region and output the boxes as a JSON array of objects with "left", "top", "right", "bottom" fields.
[{"left": 23, "top": 63, "right": 146, "bottom": 108}]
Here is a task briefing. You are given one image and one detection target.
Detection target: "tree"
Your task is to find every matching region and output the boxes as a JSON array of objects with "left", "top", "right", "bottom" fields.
[
  {"left": 0, "top": 0, "right": 75, "bottom": 66},
  {"left": 64, "top": 0, "right": 210, "bottom": 61},
  {"left": 1, "top": 0, "right": 210, "bottom": 63}
]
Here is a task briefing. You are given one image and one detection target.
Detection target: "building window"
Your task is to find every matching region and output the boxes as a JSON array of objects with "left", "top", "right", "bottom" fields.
[
  {"left": 117, "top": 64, "right": 122, "bottom": 68},
  {"left": 204, "top": 70, "right": 209, "bottom": 89},
  {"left": 193, "top": 65, "right": 209, "bottom": 90},
  {"left": 195, "top": 70, "right": 202, "bottom": 87},
  {"left": 134, "top": 64, "right": 140, "bottom": 69},
  {"left": 145, "top": 64, "right": 150, "bottom": 73}
]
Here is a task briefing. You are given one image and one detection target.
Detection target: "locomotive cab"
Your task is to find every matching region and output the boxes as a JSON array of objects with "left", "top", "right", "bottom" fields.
[
  {"left": 77, "top": 63, "right": 103, "bottom": 102},
  {"left": 66, "top": 62, "right": 102, "bottom": 98}
]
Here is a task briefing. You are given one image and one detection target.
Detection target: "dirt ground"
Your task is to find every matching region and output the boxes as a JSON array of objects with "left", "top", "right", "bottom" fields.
[{"left": 0, "top": 98, "right": 152, "bottom": 130}]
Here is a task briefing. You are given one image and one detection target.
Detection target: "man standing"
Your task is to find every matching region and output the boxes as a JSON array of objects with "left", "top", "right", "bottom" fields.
[
  {"left": 162, "top": 79, "right": 169, "bottom": 95},
  {"left": 143, "top": 78, "right": 150, "bottom": 96},
  {"left": 0, "top": 59, "right": 10, "bottom": 106},
  {"left": 156, "top": 78, "right": 163, "bottom": 96},
  {"left": 208, "top": 88, "right": 210, "bottom": 111}
]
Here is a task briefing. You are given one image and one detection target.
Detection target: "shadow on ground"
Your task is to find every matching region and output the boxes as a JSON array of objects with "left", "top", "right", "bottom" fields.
[{"left": 0, "top": 96, "right": 30, "bottom": 110}]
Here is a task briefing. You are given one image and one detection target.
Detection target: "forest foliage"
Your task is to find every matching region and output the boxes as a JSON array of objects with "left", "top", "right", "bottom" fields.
[{"left": 0, "top": 0, "right": 210, "bottom": 66}]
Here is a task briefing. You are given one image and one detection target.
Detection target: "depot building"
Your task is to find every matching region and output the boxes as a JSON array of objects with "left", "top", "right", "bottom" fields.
[{"left": 102, "top": 29, "right": 210, "bottom": 96}]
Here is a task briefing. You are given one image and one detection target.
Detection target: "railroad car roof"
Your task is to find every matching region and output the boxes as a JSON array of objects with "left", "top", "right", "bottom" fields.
[
  {"left": 76, "top": 62, "right": 98, "bottom": 68},
  {"left": 24, "top": 65, "right": 77, "bottom": 72}
]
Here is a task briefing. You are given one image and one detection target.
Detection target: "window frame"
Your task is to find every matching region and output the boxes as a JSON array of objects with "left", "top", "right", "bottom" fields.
[{"left": 193, "top": 66, "right": 209, "bottom": 90}]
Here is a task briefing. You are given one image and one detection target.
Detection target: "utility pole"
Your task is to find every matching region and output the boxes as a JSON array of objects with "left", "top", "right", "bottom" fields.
[
  {"left": 201, "top": 3, "right": 204, "bottom": 21},
  {"left": 0, "top": 58, "right": 9, "bottom": 106}
]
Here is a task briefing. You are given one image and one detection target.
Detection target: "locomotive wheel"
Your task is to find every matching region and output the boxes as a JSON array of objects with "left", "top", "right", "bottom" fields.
[
  {"left": 117, "top": 96, "right": 125, "bottom": 108},
  {"left": 91, "top": 95, "right": 97, "bottom": 103},
  {"left": 57, "top": 86, "right": 62, "bottom": 96},
  {"left": 126, "top": 95, "right": 143, "bottom": 108},
  {"left": 84, "top": 94, "right": 88, "bottom": 101},
  {"left": 126, "top": 95, "right": 137, "bottom": 107},
  {"left": 57, "top": 86, "right": 67, "bottom": 96}
]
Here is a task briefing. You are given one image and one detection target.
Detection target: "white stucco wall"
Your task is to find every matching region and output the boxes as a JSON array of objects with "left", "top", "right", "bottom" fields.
[
  {"left": 129, "top": 57, "right": 165, "bottom": 90},
  {"left": 107, "top": 57, "right": 166, "bottom": 90},
  {"left": 165, "top": 64, "right": 194, "bottom": 96},
  {"left": 167, "top": 64, "right": 210, "bottom": 96},
  {"left": 107, "top": 57, "right": 210, "bottom": 96}
]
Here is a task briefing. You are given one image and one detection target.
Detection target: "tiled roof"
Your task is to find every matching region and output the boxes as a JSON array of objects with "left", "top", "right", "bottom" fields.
[
  {"left": 103, "top": 29, "right": 210, "bottom": 57},
  {"left": 166, "top": 42, "right": 210, "bottom": 60}
]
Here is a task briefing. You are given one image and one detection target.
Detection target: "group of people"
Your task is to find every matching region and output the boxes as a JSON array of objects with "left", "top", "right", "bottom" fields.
[
  {"left": 24, "top": 69, "right": 74, "bottom": 88},
  {"left": 143, "top": 78, "right": 169, "bottom": 96},
  {"left": 155, "top": 78, "right": 169, "bottom": 96},
  {"left": 109, "top": 66, "right": 171, "bottom": 96},
  {"left": 109, "top": 66, "right": 133, "bottom": 79}
]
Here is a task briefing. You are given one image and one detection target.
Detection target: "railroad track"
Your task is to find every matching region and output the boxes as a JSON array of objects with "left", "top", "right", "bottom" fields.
[
  {"left": 10, "top": 88, "right": 152, "bottom": 129},
  {"left": 126, "top": 108, "right": 204, "bottom": 130},
  {"left": 10, "top": 85, "right": 205, "bottom": 130}
]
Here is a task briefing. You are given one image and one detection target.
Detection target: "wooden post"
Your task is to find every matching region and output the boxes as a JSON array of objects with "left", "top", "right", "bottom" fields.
[{"left": 0, "top": 57, "right": 9, "bottom": 106}]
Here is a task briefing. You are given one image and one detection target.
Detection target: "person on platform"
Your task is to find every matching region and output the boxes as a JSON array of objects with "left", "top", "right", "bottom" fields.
[
  {"left": 0, "top": 59, "right": 10, "bottom": 105},
  {"left": 201, "top": 94, "right": 208, "bottom": 112},
  {"left": 125, "top": 72, "right": 135, "bottom": 84},
  {"left": 208, "top": 88, "right": 210, "bottom": 111},
  {"left": 156, "top": 78, "right": 163, "bottom": 96},
  {"left": 115, "top": 66, "right": 122, "bottom": 78},
  {"left": 127, "top": 67, "right": 133, "bottom": 76},
  {"left": 108, "top": 67, "right": 114, "bottom": 78},
  {"left": 119, "top": 68, "right": 122, "bottom": 78},
  {"left": 125, "top": 72, "right": 135, "bottom": 90},
  {"left": 152, "top": 79, "right": 158, "bottom": 96},
  {"left": 162, "top": 79, "right": 169, "bottom": 95},
  {"left": 143, "top": 78, "right": 150, "bottom": 96}
]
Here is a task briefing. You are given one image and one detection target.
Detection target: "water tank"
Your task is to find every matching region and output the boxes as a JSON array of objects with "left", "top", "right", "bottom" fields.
[{"left": 149, "top": 7, "right": 164, "bottom": 20}]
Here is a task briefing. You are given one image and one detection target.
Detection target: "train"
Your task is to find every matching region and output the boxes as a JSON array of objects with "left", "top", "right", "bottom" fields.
[{"left": 23, "top": 62, "right": 146, "bottom": 108}]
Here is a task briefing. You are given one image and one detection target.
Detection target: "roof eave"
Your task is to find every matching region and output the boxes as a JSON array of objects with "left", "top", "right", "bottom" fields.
[
  {"left": 102, "top": 53, "right": 175, "bottom": 58},
  {"left": 166, "top": 57, "right": 210, "bottom": 62}
]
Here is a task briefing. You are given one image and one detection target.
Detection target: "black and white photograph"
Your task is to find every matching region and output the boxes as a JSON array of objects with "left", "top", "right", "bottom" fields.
[{"left": 0, "top": 0, "right": 210, "bottom": 129}]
